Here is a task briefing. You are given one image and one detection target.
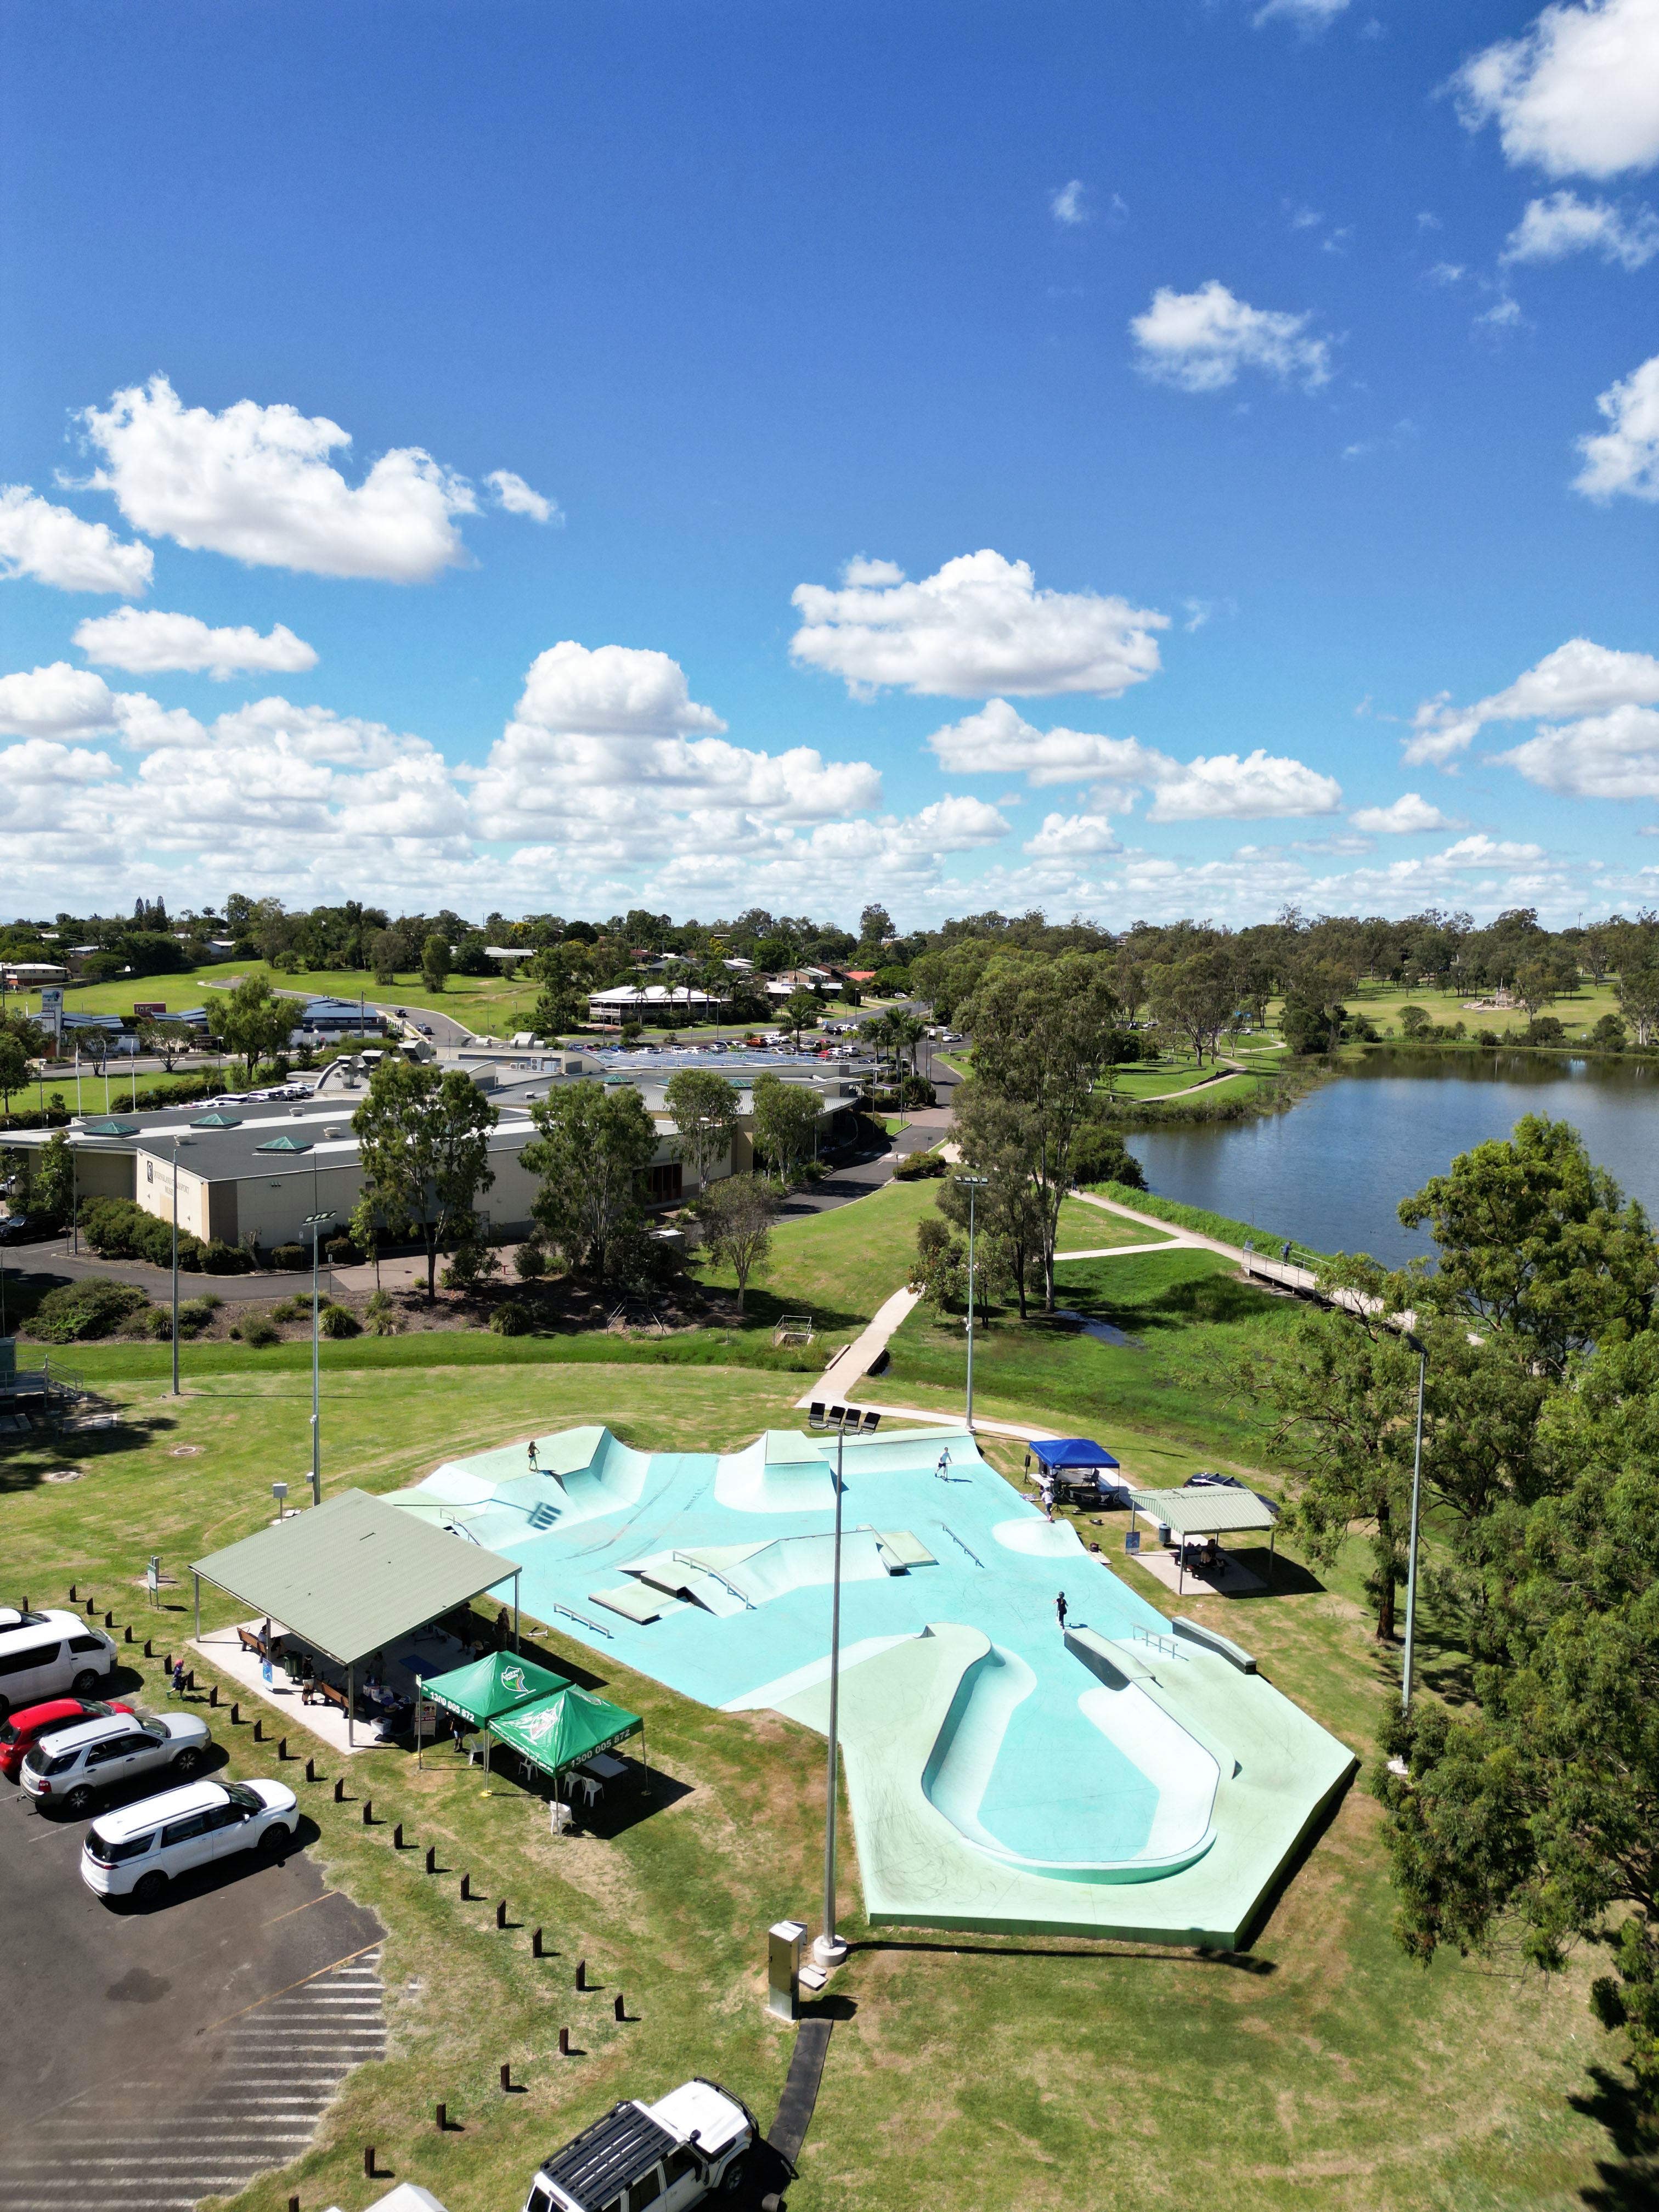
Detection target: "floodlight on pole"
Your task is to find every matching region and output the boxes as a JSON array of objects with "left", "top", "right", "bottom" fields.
[
  {"left": 1400, "top": 1330, "right": 1429, "bottom": 1716},
  {"left": 807, "top": 1400, "right": 879, "bottom": 1967},
  {"left": 305, "top": 1210, "right": 333, "bottom": 1506},
  {"left": 954, "top": 1175, "right": 989, "bottom": 1430},
  {"left": 170, "top": 1135, "right": 188, "bottom": 1397}
]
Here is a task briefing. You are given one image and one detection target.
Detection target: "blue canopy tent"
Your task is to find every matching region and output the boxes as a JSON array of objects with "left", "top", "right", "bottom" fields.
[{"left": 1024, "top": 1437, "right": 1124, "bottom": 1502}]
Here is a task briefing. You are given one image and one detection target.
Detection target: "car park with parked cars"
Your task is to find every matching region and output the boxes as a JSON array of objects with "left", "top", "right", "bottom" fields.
[
  {"left": 22, "top": 1708, "right": 213, "bottom": 1816},
  {"left": 524, "top": 2078, "right": 764, "bottom": 2212},
  {"left": 81, "top": 1775, "right": 299, "bottom": 1905},
  {"left": 0, "top": 1610, "right": 119, "bottom": 1720},
  {"left": 0, "top": 1695, "right": 135, "bottom": 1782}
]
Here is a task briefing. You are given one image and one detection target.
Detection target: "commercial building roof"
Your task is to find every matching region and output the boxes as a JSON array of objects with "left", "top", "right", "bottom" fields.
[{"left": 192, "top": 1487, "right": 520, "bottom": 1668}]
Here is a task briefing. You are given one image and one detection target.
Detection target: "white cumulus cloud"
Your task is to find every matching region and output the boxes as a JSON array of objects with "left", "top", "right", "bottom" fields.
[
  {"left": 513, "top": 640, "right": 727, "bottom": 736},
  {"left": 486, "top": 470, "right": 562, "bottom": 524},
  {"left": 1575, "top": 352, "right": 1659, "bottom": 498},
  {"left": 926, "top": 698, "right": 1168, "bottom": 787},
  {"left": 1454, "top": 0, "right": 1659, "bottom": 180},
  {"left": 789, "top": 550, "right": 1167, "bottom": 699},
  {"left": 1024, "top": 811, "right": 1124, "bottom": 856},
  {"left": 72, "top": 607, "right": 318, "bottom": 679},
  {"left": 1144, "top": 749, "right": 1343, "bottom": 822},
  {"left": 0, "top": 663, "right": 117, "bottom": 740},
  {"left": 1130, "top": 281, "right": 1333, "bottom": 393},
  {"left": 76, "top": 375, "right": 478, "bottom": 582},
  {"left": 1439, "top": 833, "right": 1550, "bottom": 864},
  {"left": 1349, "top": 793, "right": 1459, "bottom": 833},
  {"left": 1407, "top": 636, "right": 1659, "bottom": 763},
  {"left": 1502, "top": 188, "right": 1659, "bottom": 264},
  {"left": 1051, "top": 179, "right": 1088, "bottom": 225},
  {"left": 0, "top": 486, "right": 153, "bottom": 596},
  {"left": 1498, "top": 702, "right": 1659, "bottom": 796}
]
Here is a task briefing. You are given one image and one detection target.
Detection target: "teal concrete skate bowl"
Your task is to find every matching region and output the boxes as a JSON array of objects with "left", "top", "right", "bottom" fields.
[{"left": 392, "top": 1424, "right": 1356, "bottom": 1944}]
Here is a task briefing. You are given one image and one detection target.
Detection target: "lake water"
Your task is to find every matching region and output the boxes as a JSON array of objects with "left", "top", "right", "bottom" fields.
[{"left": 1126, "top": 1052, "right": 1659, "bottom": 1266}]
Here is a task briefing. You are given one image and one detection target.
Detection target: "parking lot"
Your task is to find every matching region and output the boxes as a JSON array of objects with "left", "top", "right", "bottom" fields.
[{"left": 0, "top": 1762, "right": 383, "bottom": 2212}]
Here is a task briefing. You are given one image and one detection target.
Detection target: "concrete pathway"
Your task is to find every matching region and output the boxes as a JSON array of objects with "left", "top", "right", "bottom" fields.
[
  {"left": 804, "top": 1284, "right": 922, "bottom": 1407},
  {"left": 1054, "top": 1238, "right": 1182, "bottom": 1261}
]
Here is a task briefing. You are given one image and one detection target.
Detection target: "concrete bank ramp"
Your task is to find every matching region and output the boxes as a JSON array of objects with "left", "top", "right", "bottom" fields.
[{"left": 397, "top": 1427, "right": 653, "bottom": 1545}]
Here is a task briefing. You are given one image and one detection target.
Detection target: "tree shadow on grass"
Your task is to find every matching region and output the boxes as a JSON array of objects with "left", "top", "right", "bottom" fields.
[
  {"left": 0, "top": 1398, "right": 180, "bottom": 1496},
  {"left": 1233, "top": 1762, "right": 1357, "bottom": 1952},
  {"left": 856, "top": 1936, "right": 1276, "bottom": 1972},
  {"left": 1568, "top": 2065, "right": 1659, "bottom": 2209},
  {"left": 1066, "top": 1268, "right": 1281, "bottom": 1336}
]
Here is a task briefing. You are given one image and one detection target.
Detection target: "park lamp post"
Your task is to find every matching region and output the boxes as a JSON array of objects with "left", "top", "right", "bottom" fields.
[
  {"left": 955, "top": 1174, "right": 989, "bottom": 1431},
  {"left": 806, "top": 1401, "right": 880, "bottom": 1967},
  {"left": 305, "top": 1209, "right": 332, "bottom": 1506},
  {"left": 1400, "top": 1330, "right": 1430, "bottom": 1716},
  {"left": 169, "top": 1134, "right": 189, "bottom": 1398}
]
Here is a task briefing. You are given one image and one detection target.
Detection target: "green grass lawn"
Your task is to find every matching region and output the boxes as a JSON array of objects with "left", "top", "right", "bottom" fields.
[
  {"left": 864, "top": 1249, "right": 1304, "bottom": 1468},
  {"left": 40, "top": 961, "right": 542, "bottom": 1035},
  {"left": 2, "top": 1348, "right": 1646, "bottom": 2210},
  {"left": 693, "top": 1177, "right": 938, "bottom": 1341},
  {"left": 1275, "top": 978, "right": 1624, "bottom": 1042}
]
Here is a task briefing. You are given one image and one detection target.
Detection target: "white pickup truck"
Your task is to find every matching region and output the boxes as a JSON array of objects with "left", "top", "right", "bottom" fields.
[{"left": 523, "top": 2078, "right": 770, "bottom": 2212}]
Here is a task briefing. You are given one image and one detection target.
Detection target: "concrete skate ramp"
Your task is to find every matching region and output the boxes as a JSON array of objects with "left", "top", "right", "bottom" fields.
[
  {"left": 714, "top": 1431, "right": 838, "bottom": 1515},
  {"left": 399, "top": 1427, "right": 652, "bottom": 1546}
]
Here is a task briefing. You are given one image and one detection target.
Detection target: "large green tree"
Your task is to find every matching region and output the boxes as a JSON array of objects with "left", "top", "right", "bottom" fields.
[
  {"left": 205, "top": 974, "right": 295, "bottom": 1084},
  {"left": 1398, "top": 1113, "right": 1657, "bottom": 1381},
  {"left": 351, "top": 1059, "right": 498, "bottom": 1299},
  {"left": 696, "top": 1171, "right": 777, "bottom": 1311},
  {"left": 664, "top": 1069, "right": 741, "bottom": 1193},
  {"left": 751, "top": 1073, "right": 822, "bottom": 1187},
  {"left": 937, "top": 1085, "right": 1049, "bottom": 1319},
  {"left": 1376, "top": 1331, "right": 1659, "bottom": 2092},
  {"left": 522, "top": 1080, "right": 658, "bottom": 1278},
  {"left": 957, "top": 952, "right": 1119, "bottom": 1311}
]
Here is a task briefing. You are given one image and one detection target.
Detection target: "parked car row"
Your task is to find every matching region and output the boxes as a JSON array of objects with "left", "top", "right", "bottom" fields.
[{"left": 1, "top": 1607, "right": 300, "bottom": 1907}]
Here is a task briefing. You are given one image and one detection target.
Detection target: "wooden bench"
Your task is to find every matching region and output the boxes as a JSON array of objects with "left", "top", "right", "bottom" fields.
[
  {"left": 317, "top": 1679, "right": 350, "bottom": 1716},
  {"left": 237, "top": 1627, "right": 268, "bottom": 1659}
]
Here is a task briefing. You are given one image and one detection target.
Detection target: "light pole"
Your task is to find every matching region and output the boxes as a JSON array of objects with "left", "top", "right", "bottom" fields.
[
  {"left": 305, "top": 1210, "right": 332, "bottom": 1506},
  {"left": 170, "top": 1135, "right": 186, "bottom": 1396},
  {"left": 1400, "top": 1331, "right": 1429, "bottom": 1715},
  {"left": 807, "top": 1402, "right": 879, "bottom": 1966},
  {"left": 955, "top": 1174, "right": 989, "bottom": 1430}
]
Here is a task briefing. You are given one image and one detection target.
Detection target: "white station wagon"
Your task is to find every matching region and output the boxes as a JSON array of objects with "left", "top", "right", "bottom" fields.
[{"left": 81, "top": 1776, "right": 299, "bottom": 1904}]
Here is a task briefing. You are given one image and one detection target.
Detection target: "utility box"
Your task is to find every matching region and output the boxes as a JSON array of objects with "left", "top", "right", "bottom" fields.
[{"left": 767, "top": 1918, "right": 808, "bottom": 2021}]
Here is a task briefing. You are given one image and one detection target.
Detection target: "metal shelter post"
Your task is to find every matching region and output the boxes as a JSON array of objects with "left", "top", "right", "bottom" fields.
[
  {"left": 513, "top": 1570, "right": 520, "bottom": 1654},
  {"left": 193, "top": 1571, "right": 200, "bottom": 1639},
  {"left": 347, "top": 1662, "right": 354, "bottom": 1747},
  {"left": 171, "top": 1136, "right": 181, "bottom": 1397}
]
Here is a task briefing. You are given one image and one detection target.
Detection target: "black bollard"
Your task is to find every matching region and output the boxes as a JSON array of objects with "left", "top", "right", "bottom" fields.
[
  {"left": 185, "top": 1669, "right": 194, "bottom": 1690},
  {"left": 575, "top": 1957, "right": 586, "bottom": 1991},
  {"left": 558, "top": 2027, "right": 570, "bottom": 2056},
  {"left": 363, "top": 2147, "right": 375, "bottom": 2181},
  {"left": 425, "top": 1844, "right": 436, "bottom": 1874},
  {"left": 104, "top": 1611, "right": 113, "bottom": 1629},
  {"left": 499, "top": 2062, "right": 511, "bottom": 2092},
  {"left": 253, "top": 1717, "right": 263, "bottom": 1742},
  {"left": 278, "top": 1736, "right": 287, "bottom": 1760},
  {"left": 208, "top": 1684, "right": 217, "bottom": 1708},
  {"left": 393, "top": 1822, "right": 403, "bottom": 1849},
  {"left": 435, "top": 2103, "right": 446, "bottom": 2133},
  {"left": 614, "top": 1993, "right": 625, "bottom": 2022},
  {"left": 460, "top": 1872, "right": 471, "bottom": 1900},
  {"left": 230, "top": 1702, "right": 240, "bottom": 1725},
  {"left": 288, "top": 2198, "right": 299, "bottom": 2212},
  {"left": 496, "top": 1900, "right": 506, "bottom": 1929},
  {"left": 144, "top": 1639, "right": 153, "bottom": 1658},
  {"left": 362, "top": 1802, "right": 373, "bottom": 1826},
  {"left": 124, "top": 1624, "right": 133, "bottom": 1643},
  {"left": 333, "top": 1778, "right": 344, "bottom": 1803},
  {"left": 532, "top": 1926, "right": 543, "bottom": 1957},
  {"left": 305, "top": 1757, "right": 315, "bottom": 1782},
  {"left": 69, "top": 1583, "right": 77, "bottom": 1601}
]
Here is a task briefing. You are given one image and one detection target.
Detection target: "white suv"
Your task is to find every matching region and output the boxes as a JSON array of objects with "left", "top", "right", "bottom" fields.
[
  {"left": 0, "top": 1610, "right": 118, "bottom": 1720},
  {"left": 525, "top": 2078, "right": 761, "bottom": 2212},
  {"left": 81, "top": 1776, "right": 299, "bottom": 1904},
  {"left": 21, "top": 1709, "right": 212, "bottom": 1817}
]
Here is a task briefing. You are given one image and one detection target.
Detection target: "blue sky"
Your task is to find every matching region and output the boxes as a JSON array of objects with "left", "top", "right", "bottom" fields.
[{"left": 3, "top": 0, "right": 1658, "bottom": 929}]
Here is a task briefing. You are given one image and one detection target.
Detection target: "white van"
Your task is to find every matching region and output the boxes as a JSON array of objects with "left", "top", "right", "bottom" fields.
[{"left": 0, "top": 1610, "right": 117, "bottom": 1721}]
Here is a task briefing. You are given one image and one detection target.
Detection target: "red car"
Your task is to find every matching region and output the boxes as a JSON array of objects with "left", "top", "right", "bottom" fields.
[{"left": 0, "top": 1696, "right": 134, "bottom": 1783}]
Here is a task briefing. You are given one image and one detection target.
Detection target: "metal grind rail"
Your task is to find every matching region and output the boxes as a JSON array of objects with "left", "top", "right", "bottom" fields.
[{"left": 941, "top": 1524, "right": 984, "bottom": 1569}]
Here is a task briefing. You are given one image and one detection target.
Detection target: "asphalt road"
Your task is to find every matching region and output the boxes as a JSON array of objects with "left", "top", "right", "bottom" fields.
[{"left": 0, "top": 1681, "right": 382, "bottom": 2211}]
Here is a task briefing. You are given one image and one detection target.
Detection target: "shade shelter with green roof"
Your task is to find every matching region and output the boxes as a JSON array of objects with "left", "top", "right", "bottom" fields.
[
  {"left": 416, "top": 1650, "right": 571, "bottom": 1774},
  {"left": 492, "top": 1684, "right": 646, "bottom": 1802},
  {"left": 191, "top": 1487, "right": 522, "bottom": 1745}
]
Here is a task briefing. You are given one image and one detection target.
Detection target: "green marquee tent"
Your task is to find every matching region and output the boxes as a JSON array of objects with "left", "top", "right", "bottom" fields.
[
  {"left": 492, "top": 1683, "right": 645, "bottom": 1795},
  {"left": 416, "top": 1649, "right": 571, "bottom": 1774}
]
